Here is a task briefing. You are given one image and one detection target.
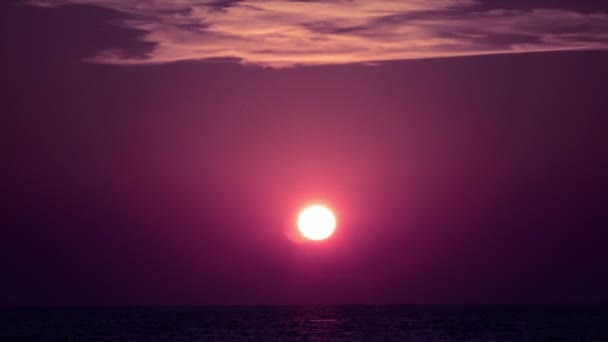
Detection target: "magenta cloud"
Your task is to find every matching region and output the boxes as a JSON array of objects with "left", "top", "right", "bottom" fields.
[{"left": 30, "top": 0, "right": 608, "bottom": 67}]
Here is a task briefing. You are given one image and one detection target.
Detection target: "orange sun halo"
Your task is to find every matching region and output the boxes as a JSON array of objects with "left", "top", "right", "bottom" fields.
[{"left": 297, "top": 205, "right": 337, "bottom": 241}]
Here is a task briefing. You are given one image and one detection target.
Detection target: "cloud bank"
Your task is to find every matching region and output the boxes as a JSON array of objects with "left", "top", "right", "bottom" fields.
[{"left": 30, "top": 0, "right": 608, "bottom": 67}]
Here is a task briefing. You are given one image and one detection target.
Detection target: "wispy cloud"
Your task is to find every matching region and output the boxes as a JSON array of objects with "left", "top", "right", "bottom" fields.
[{"left": 30, "top": 0, "right": 608, "bottom": 67}]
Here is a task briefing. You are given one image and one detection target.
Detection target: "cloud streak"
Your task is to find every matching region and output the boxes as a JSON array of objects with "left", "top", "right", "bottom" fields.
[{"left": 30, "top": 0, "right": 608, "bottom": 67}]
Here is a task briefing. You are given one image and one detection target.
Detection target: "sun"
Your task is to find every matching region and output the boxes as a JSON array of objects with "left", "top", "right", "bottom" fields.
[{"left": 297, "top": 205, "right": 337, "bottom": 241}]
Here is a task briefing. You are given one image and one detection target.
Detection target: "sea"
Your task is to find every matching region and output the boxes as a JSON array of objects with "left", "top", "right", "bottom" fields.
[{"left": 1, "top": 305, "right": 607, "bottom": 341}]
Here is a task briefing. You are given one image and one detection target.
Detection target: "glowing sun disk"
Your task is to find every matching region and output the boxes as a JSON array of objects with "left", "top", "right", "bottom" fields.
[{"left": 297, "top": 205, "right": 336, "bottom": 241}]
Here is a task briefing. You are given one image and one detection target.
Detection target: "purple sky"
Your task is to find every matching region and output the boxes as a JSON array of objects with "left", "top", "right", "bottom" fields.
[{"left": 1, "top": 0, "right": 608, "bottom": 306}]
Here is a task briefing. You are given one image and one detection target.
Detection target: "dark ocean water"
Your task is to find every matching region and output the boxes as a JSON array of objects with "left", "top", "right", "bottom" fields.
[{"left": 1, "top": 305, "right": 607, "bottom": 341}]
